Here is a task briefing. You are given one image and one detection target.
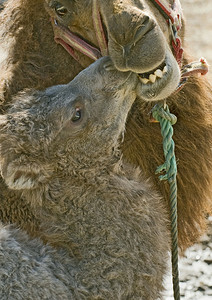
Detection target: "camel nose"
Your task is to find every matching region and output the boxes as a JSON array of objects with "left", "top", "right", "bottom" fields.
[{"left": 122, "top": 16, "right": 155, "bottom": 57}]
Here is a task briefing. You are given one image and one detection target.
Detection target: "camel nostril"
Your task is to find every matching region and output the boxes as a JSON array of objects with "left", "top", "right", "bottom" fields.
[{"left": 133, "top": 16, "right": 155, "bottom": 45}]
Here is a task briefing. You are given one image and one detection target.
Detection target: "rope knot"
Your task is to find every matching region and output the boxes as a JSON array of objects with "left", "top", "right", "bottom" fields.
[
  {"left": 151, "top": 103, "right": 177, "bottom": 125},
  {"left": 151, "top": 103, "right": 177, "bottom": 183}
]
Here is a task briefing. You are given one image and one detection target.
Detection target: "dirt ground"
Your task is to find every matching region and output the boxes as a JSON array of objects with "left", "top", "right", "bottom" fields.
[
  {"left": 163, "top": 1, "right": 212, "bottom": 299},
  {"left": 163, "top": 218, "right": 212, "bottom": 300}
]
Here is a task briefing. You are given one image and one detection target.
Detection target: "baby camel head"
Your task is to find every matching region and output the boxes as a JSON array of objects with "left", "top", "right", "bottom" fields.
[{"left": 0, "top": 57, "right": 137, "bottom": 190}]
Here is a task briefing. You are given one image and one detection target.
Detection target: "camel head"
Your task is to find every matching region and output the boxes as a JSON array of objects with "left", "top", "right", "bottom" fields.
[
  {"left": 44, "top": 0, "right": 182, "bottom": 101},
  {"left": 0, "top": 57, "right": 137, "bottom": 190}
]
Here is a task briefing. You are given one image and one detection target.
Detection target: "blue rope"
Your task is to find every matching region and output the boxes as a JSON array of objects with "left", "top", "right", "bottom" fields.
[{"left": 152, "top": 103, "right": 180, "bottom": 300}]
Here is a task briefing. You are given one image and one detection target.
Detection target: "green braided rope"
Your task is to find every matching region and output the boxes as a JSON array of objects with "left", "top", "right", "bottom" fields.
[{"left": 152, "top": 103, "right": 180, "bottom": 300}]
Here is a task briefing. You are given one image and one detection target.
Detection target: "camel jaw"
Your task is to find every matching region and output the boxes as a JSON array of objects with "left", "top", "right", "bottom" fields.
[{"left": 135, "top": 49, "right": 181, "bottom": 101}]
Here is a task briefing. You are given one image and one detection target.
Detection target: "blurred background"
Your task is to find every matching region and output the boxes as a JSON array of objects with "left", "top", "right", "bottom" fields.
[{"left": 181, "top": 0, "right": 212, "bottom": 78}]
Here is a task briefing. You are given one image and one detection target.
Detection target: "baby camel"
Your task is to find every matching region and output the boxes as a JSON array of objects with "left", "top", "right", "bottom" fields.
[{"left": 0, "top": 57, "right": 169, "bottom": 299}]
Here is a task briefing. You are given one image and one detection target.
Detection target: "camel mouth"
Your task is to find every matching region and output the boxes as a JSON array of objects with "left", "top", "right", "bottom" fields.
[
  {"left": 138, "top": 61, "right": 167, "bottom": 84},
  {"left": 52, "top": 19, "right": 181, "bottom": 101},
  {"left": 135, "top": 51, "right": 181, "bottom": 101}
]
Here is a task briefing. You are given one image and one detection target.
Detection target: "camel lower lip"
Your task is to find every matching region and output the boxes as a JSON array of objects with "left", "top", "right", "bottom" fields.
[
  {"left": 137, "top": 62, "right": 171, "bottom": 94},
  {"left": 135, "top": 51, "right": 181, "bottom": 101}
]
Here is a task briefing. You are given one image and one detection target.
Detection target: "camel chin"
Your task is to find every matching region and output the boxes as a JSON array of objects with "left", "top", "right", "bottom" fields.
[{"left": 135, "top": 49, "right": 181, "bottom": 101}]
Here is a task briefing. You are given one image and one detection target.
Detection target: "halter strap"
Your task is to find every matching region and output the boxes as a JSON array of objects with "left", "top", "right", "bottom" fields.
[
  {"left": 150, "top": 0, "right": 182, "bottom": 29},
  {"left": 150, "top": 0, "right": 183, "bottom": 65},
  {"left": 53, "top": 18, "right": 102, "bottom": 64}
]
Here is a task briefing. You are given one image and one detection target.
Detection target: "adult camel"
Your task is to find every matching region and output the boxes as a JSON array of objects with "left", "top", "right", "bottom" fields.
[{"left": 0, "top": 0, "right": 211, "bottom": 251}]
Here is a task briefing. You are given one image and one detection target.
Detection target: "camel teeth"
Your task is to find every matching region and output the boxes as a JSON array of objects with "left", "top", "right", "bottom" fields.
[
  {"left": 155, "top": 69, "right": 163, "bottom": 78},
  {"left": 163, "top": 65, "right": 168, "bottom": 73},
  {"left": 139, "top": 65, "right": 167, "bottom": 85},
  {"left": 140, "top": 77, "right": 149, "bottom": 84},
  {"left": 149, "top": 74, "right": 156, "bottom": 83}
]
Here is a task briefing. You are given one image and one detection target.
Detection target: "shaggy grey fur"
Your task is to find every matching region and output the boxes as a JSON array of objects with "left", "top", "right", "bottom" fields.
[
  {"left": 0, "top": 224, "right": 74, "bottom": 300},
  {"left": 0, "top": 57, "right": 170, "bottom": 299}
]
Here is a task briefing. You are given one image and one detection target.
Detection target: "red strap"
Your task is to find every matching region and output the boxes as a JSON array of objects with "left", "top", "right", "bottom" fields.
[
  {"left": 52, "top": 19, "right": 102, "bottom": 63},
  {"left": 151, "top": 0, "right": 182, "bottom": 29},
  {"left": 54, "top": 37, "right": 80, "bottom": 62},
  {"left": 172, "top": 38, "right": 183, "bottom": 66},
  {"left": 153, "top": 0, "right": 175, "bottom": 23}
]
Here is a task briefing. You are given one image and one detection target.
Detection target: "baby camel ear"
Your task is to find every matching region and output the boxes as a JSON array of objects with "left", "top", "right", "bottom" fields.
[
  {"left": 0, "top": 115, "right": 53, "bottom": 191},
  {"left": 1, "top": 155, "right": 52, "bottom": 190}
]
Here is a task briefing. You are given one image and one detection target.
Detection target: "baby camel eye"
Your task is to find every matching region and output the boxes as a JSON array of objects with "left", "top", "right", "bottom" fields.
[
  {"left": 55, "top": 3, "right": 68, "bottom": 17},
  {"left": 71, "top": 108, "right": 81, "bottom": 122}
]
